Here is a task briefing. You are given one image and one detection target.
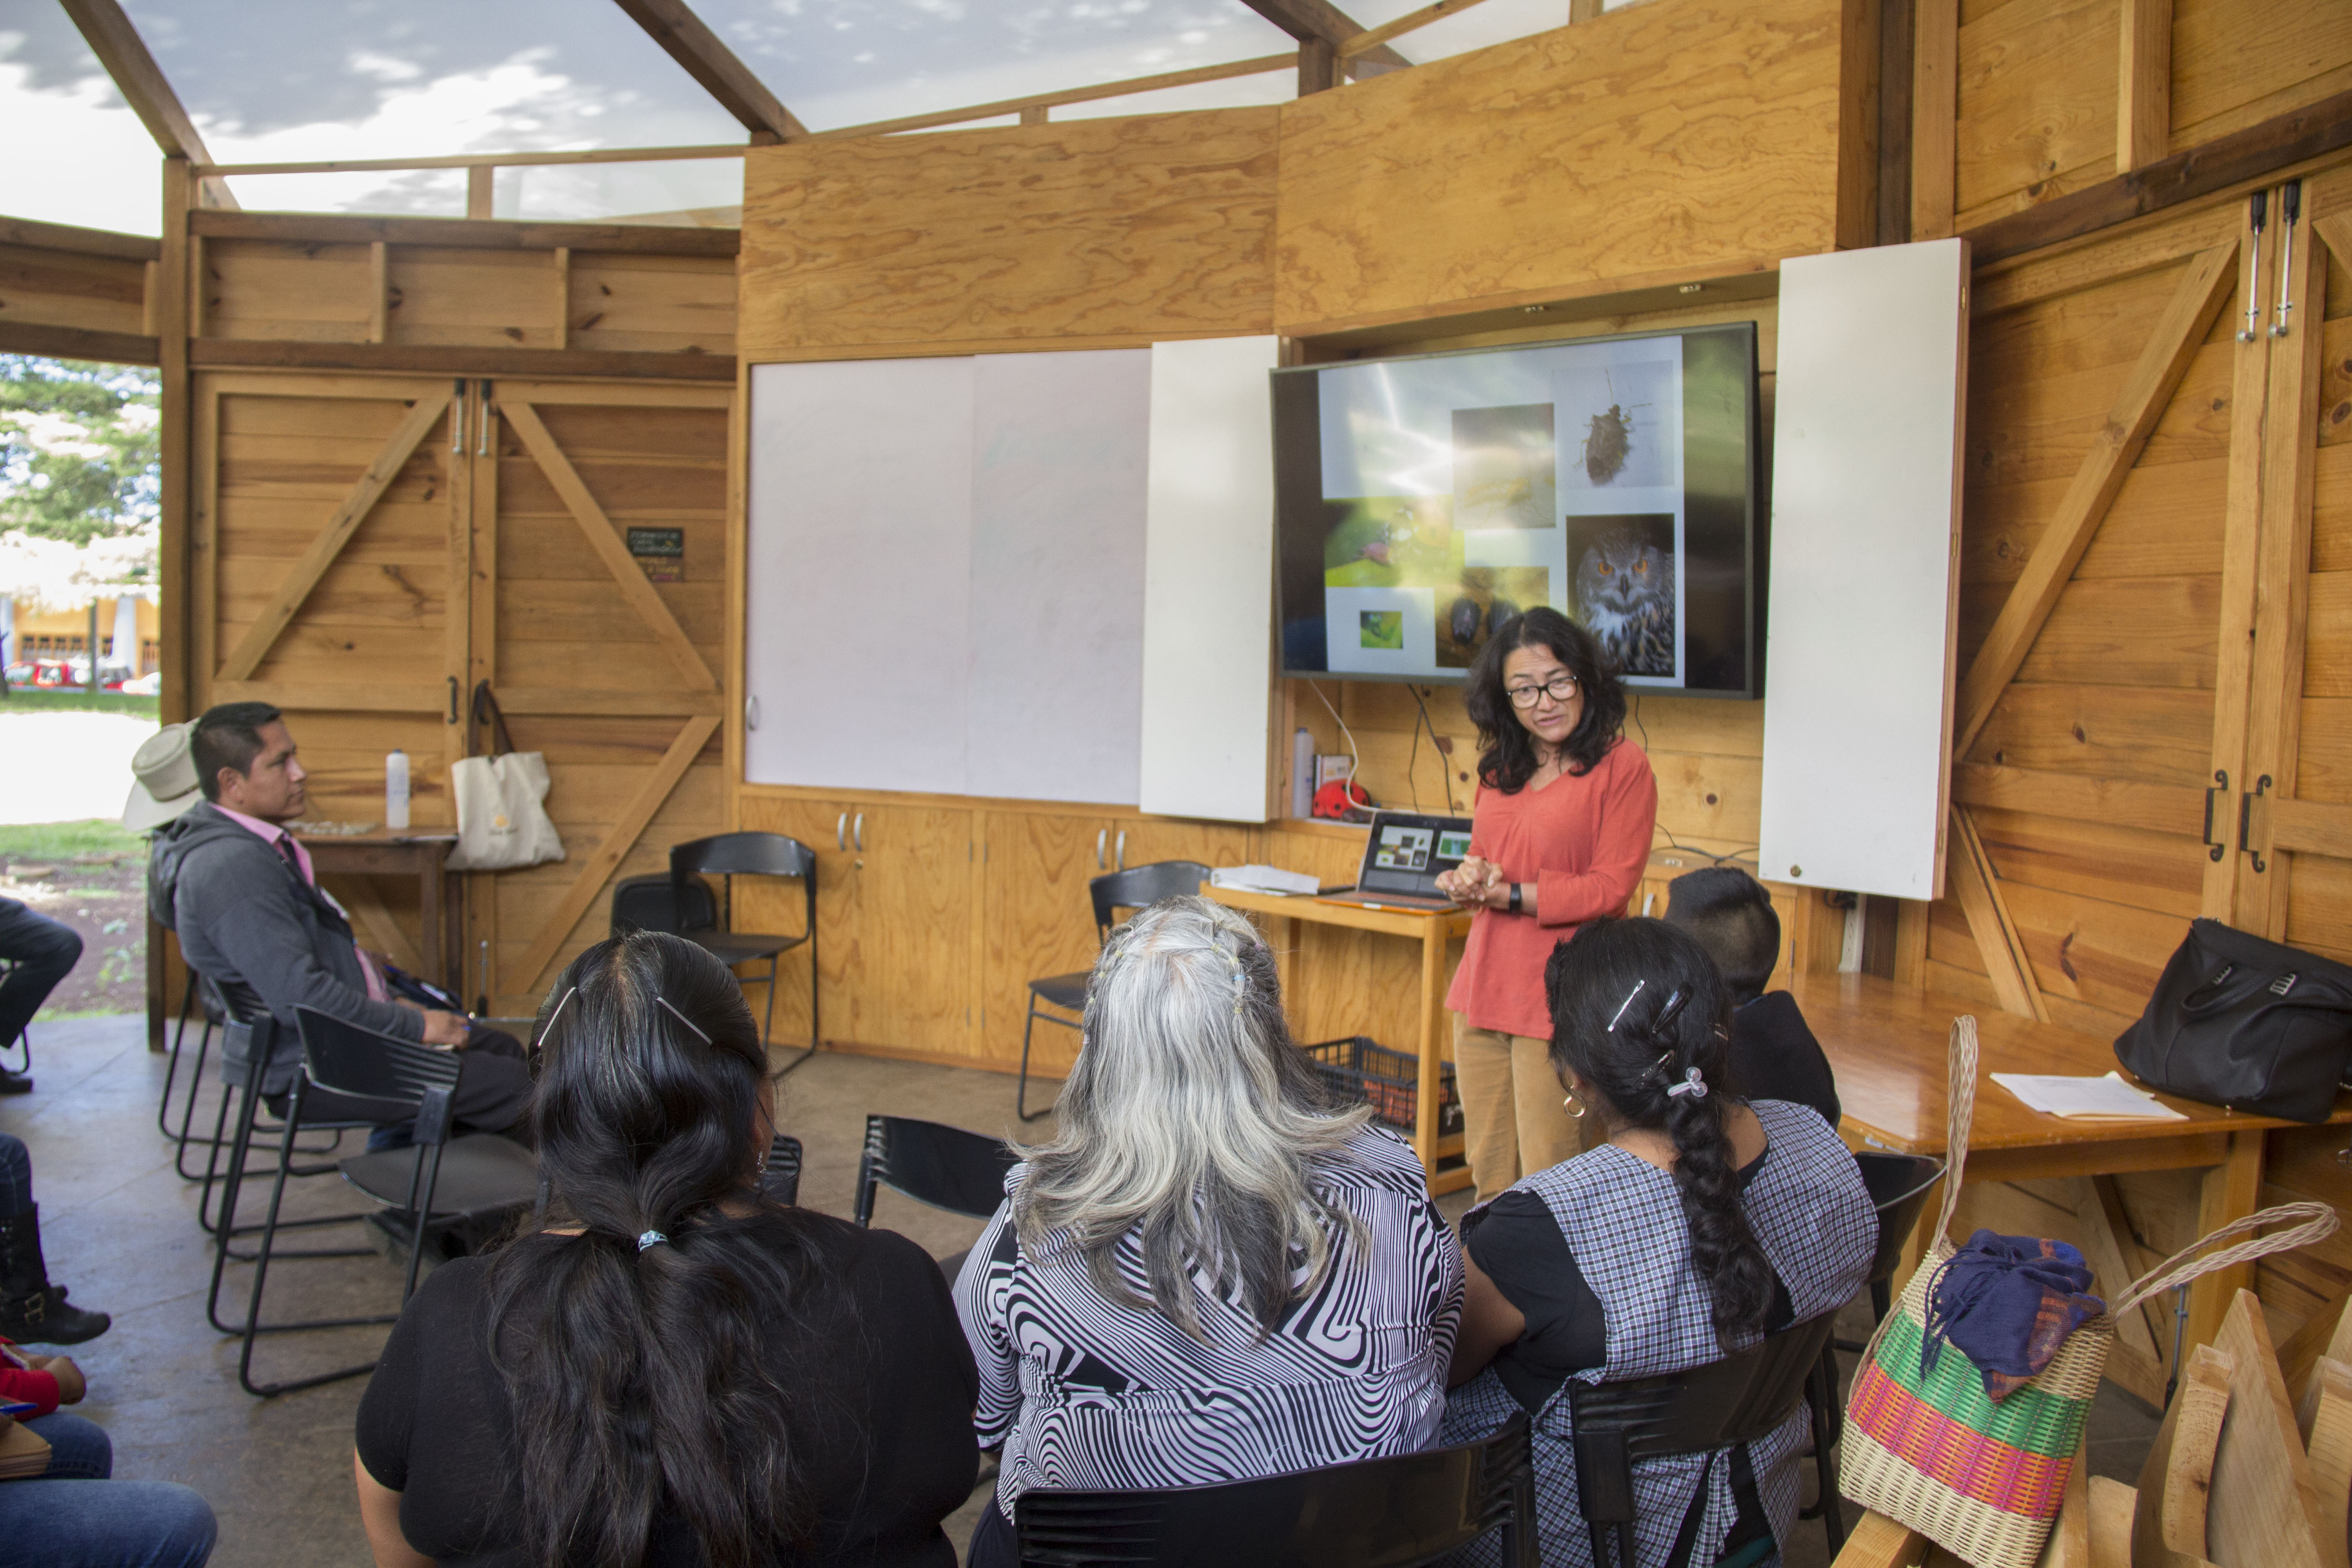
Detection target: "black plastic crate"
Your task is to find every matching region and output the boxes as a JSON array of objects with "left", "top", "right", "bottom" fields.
[{"left": 1305, "top": 1035, "right": 1463, "bottom": 1138}]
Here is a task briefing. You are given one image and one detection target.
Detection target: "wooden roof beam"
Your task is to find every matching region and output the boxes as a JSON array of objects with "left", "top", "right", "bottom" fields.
[
  {"left": 1239, "top": 0, "right": 1412, "bottom": 81},
  {"left": 609, "top": 0, "right": 806, "bottom": 142},
  {"left": 57, "top": 0, "right": 239, "bottom": 208}
]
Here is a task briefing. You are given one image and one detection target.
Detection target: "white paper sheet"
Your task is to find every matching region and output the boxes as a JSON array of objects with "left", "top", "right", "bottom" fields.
[{"left": 1989, "top": 1072, "right": 2187, "bottom": 1121}]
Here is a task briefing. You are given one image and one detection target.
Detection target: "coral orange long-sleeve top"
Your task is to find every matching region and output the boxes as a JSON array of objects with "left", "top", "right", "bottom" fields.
[{"left": 1444, "top": 738, "right": 1658, "bottom": 1039}]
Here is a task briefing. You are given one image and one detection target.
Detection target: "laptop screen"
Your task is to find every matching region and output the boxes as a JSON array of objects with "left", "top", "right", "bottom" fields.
[{"left": 1360, "top": 812, "right": 1475, "bottom": 896}]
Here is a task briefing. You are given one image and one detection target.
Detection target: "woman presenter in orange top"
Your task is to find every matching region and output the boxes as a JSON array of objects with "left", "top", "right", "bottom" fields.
[{"left": 1434, "top": 607, "right": 1657, "bottom": 1202}]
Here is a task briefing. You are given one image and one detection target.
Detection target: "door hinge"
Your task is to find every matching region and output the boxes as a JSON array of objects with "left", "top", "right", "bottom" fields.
[
  {"left": 2239, "top": 775, "right": 2273, "bottom": 873},
  {"left": 2203, "top": 770, "right": 2230, "bottom": 862}
]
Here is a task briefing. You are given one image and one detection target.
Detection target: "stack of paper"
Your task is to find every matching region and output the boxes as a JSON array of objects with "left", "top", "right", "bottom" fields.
[
  {"left": 1989, "top": 1072, "right": 2187, "bottom": 1121},
  {"left": 1209, "top": 865, "right": 1323, "bottom": 897}
]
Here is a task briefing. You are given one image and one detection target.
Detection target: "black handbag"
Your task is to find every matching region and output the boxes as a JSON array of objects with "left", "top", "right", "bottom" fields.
[{"left": 2115, "top": 918, "right": 2352, "bottom": 1123}]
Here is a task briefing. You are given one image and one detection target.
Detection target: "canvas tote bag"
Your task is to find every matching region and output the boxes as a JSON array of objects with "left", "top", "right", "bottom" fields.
[
  {"left": 446, "top": 683, "right": 564, "bottom": 872},
  {"left": 1840, "top": 1015, "right": 2339, "bottom": 1568}
]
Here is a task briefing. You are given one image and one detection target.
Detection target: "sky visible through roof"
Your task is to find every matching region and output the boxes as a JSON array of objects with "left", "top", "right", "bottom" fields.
[{"left": 0, "top": 0, "right": 1583, "bottom": 237}]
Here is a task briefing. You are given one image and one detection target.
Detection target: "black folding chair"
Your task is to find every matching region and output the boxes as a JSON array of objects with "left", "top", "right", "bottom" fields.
[
  {"left": 1568, "top": 1314, "right": 1837, "bottom": 1568},
  {"left": 1016, "top": 859, "right": 1209, "bottom": 1122},
  {"left": 226, "top": 1007, "right": 538, "bottom": 1396},
  {"left": 763, "top": 1133, "right": 803, "bottom": 1208},
  {"left": 668, "top": 833, "right": 818, "bottom": 1074},
  {"left": 853, "top": 1115, "right": 1019, "bottom": 1226},
  {"left": 1017, "top": 1411, "right": 1535, "bottom": 1568}
]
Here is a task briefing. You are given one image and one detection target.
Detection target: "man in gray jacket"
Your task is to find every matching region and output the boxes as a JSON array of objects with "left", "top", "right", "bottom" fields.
[{"left": 148, "top": 703, "right": 530, "bottom": 1144}]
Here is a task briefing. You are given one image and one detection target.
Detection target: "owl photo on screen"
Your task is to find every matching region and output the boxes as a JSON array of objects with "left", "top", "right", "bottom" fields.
[{"left": 1573, "top": 521, "right": 1675, "bottom": 677}]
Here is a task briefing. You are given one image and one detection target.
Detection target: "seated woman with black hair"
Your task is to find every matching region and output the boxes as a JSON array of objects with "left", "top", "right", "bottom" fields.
[
  {"left": 1442, "top": 919, "right": 1873, "bottom": 1568},
  {"left": 353, "top": 931, "right": 980, "bottom": 1568}
]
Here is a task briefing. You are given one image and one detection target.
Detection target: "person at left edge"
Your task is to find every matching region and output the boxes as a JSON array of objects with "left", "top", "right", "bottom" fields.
[
  {"left": 0, "top": 898, "right": 78, "bottom": 1096},
  {"left": 143, "top": 705, "right": 531, "bottom": 1148}
]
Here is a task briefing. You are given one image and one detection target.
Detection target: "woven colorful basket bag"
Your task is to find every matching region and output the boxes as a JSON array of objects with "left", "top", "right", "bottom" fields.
[{"left": 1838, "top": 1016, "right": 2340, "bottom": 1568}]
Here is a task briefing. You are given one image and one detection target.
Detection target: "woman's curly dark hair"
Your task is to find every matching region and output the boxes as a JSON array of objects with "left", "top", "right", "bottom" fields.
[
  {"left": 1546, "top": 917, "right": 1772, "bottom": 1345},
  {"left": 1464, "top": 607, "right": 1627, "bottom": 793}
]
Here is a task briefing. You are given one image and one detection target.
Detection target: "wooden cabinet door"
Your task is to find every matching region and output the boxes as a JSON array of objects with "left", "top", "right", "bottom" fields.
[
  {"left": 734, "top": 796, "right": 861, "bottom": 1050},
  {"left": 843, "top": 803, "right": 976, "bottom": 1057},
  {"left": 979, "top": 810, "right": 1115, "bottom": 1068}
]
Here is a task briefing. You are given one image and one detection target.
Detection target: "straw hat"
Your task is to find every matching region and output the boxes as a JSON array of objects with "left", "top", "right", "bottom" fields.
[{"left": 122, "top": 722, "right": 201, "bottom": 832}]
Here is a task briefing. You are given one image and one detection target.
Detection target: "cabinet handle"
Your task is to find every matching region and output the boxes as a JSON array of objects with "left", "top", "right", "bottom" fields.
[
  {"left": 450, "top": 380, "right": 466, "bottom": 451},
  {"left": 836, "top": 813, "right": 847, "bottom": 853},
  {"left": 854, "top": 813, "right": 865, "bottom": 853},
  {"left": 1116, "top": 829, "right": 1127, "bottom": 870},
  {"left": 477, "top": 380, "right": 494, "bottom": 456},
  {"left": 1096, "top": 829, "right": 1107, "bottom": 870}
]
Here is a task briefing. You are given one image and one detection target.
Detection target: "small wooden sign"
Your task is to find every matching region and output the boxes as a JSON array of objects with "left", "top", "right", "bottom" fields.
[{"left": 627, "top": 526, "right": 685, "bottom": 582}]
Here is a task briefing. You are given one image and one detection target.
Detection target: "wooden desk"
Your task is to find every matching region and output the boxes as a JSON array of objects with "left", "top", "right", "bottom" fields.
[
  {"left": 1205, "top": 885, "right": 1475, "bottom": 1196},
  {"left": 296, "top": 833, "right": 461, "bottom": 994},
  {"left": 1797, "top": 971, "right": 2352, "bottom": 1363}
]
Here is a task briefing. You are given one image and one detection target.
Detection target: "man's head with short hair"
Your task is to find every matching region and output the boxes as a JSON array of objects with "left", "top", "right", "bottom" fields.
[
  {"left": 1662, "top": 866, "right": 1780, "bottom": 1005},
  {"left": 191, "top": 702, "right": 306, "bottom": 821}
]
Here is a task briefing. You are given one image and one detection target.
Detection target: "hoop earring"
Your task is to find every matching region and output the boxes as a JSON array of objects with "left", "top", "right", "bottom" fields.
[{"left": 1562, "top": 1092, "right": 1587, "bottom": 1120}]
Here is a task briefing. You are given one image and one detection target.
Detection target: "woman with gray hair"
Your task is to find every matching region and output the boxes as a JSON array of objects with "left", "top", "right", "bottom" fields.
[{"left": 956, "top": 896, "right": 1464, "bottom": 1567}]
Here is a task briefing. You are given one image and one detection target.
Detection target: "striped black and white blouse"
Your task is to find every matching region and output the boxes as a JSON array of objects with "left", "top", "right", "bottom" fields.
[{"left": 954, "top": 1124, "right": 1465, "bottom": 1523}]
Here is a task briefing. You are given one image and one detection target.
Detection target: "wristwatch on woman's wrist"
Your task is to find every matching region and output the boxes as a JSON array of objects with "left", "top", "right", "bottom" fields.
[{"left": 1507, "top": 882, "right": 1523, "bottom": 915}]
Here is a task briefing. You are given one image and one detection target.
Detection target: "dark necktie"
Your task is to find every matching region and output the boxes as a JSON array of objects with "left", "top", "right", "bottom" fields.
[{"left": 269, "top": 832, "right": 307, "bottom": 887}]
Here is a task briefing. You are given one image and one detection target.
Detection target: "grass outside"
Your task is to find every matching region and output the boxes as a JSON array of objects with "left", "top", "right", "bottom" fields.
[
  {"left": 0, "top": 820, "right": 150, "bottom": 1019},
  {"left": 0, "top": 687, "right": 160, "bottom": 719},
  {"left": 0, "top": 820, "right": 146, "bottom": 862}
]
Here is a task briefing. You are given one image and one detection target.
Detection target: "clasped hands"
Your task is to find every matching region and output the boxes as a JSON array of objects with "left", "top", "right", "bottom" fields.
[{"left": 1435, "top": 856, "right": 1513, "bottom": 911}]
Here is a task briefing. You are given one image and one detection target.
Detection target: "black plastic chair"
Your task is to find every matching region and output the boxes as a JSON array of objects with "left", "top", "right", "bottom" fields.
[
  {"left": 1017, "top": 1410, "right": 1535, "bottom": 1568},
  {"left": 669, "top": 833, "right": 818, "bottom": 1075},
  {"left": 853, "top": 1115, "right": 1019, "bottom": 1227},
  {"left": 608, "top": 873, "right": 716, "bottom": 938},
  {"left": 1016, "top": 859, "right": 1210, "bottom": 1122},
  {"left": 763, "top": 1133, "right": 803, "bottom": 1208},
  {"left": 225, "top": 1007, "right": 539, "bottom": 1396},
  {"left": 1568, "top": 1314, "right": 1837, "bottom": 1568}
]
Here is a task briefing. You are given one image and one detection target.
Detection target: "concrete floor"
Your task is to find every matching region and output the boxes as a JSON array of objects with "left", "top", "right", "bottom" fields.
[{"left": 2, "top": 1015, "right": 2156, "bottom": 1568}]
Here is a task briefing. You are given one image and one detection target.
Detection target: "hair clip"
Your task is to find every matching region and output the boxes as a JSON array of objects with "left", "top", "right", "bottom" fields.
[
  {"left": 539, "top": 985, "right": 579, "bottom": 1043},
  {"left": 1651, "top": 986, "right": 1691, "bottom": 1035},
  {"left": 1666, "top": 1067, "right": 1708, "bottom": 1100},
  {"left": 637, "top": 1230, "right": 668, "bottom": 1251},
  {"left": 654, "top": 994, "right": 712, "bottom": 1045},
  {"left": 1607, "top": 979, "right": 1647, "bottom": 1032}
]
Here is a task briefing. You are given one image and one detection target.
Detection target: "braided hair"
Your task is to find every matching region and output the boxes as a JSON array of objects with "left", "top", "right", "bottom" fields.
[{"left": 1546, "top": 917, "right": 1774, "bottom": 1344}]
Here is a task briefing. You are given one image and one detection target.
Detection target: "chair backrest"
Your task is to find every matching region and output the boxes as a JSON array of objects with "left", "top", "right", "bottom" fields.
[
  {"left": 672, "top": 831, "right": 817, "bottom": 882},
  {"left": 609, "top": 872, "right": 717, "bottom": 938},
  {"left": 1016, "top": 1411, "right": 1535, "bottom": 1568},
  {"left": 853, "top": 1115, "right": 1019, "bottom": 1227},
  {"left": 1854, "top": 1152, "right": 1947, "bottom": 1286},
  {"left": 206, "top": 972, "right": 304, "bottom": 1094},
  {"left": 1088, "top": 860, "right": 1211, "bottom": 941},
  {"left": 292, "top": 1005, "right": 465, "bottom": 1133},
  {"left": 763, "top": 1133, "right": 804, "bottom": 1208}
]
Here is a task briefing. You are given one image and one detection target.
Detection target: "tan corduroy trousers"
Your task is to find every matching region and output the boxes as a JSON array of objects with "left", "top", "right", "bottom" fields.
[{"left": 1452, "top": 1015, "right": 1596, "bottom": 1204}]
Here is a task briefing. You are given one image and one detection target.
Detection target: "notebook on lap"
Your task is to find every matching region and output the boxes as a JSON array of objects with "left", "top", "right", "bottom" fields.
[{"left": 1318, "top": 811, "right": 1476, "bottom": 913}]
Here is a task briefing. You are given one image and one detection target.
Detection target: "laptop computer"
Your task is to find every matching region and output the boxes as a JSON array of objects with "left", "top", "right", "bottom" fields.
[{"left": 1318, "top": 810, "right": 1477, "bottom": 912}]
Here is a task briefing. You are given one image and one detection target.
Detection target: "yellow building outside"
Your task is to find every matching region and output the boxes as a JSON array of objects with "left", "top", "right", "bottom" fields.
[{"left": 3, "top": 594, "right": 160, "bottom": 674}]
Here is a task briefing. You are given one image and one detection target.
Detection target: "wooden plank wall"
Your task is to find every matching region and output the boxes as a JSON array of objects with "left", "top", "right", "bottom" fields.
[{"left": 0, "top": 216, "right": 158, "bottom": 362}]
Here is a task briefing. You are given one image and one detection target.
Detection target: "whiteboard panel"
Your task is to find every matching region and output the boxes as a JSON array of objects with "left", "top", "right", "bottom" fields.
[
  {"left": 745, "top": 358, "right": 975, "bottom": 795},
  {"left": 1139, "top": 336, "right": 1282, "bottom": 823},
  {"left": 967, "top": 350, "right": 1151, "bottom": 805},
  {"left": 1759, "top": 239, "right": 1968, "bottom": 901}
]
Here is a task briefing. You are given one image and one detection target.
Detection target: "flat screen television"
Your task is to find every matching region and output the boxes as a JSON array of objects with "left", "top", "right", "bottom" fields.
[{"left": 1272, "top": 323, "right": 1763, "bottom": 699}]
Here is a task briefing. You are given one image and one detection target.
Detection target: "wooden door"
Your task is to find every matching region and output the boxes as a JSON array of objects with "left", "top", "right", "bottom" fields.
[
  {"left": 193, "top": 369, "right": 467, "bottom": 975},
  {"left": 841, "top": 803, "right": 975, "bottom": 1058},
  {"left": 1935, "top": 199, "right": 2253, "bottom": 1036},
  {"left": 979, "top": 809, "right": 1116, "bottom": 1068},
  {"left": 470, "top": 380, "right": 731, "bottom": 1016},
  {"left": 733, "top": 794, "right": 861, "bottom": 1050},
  {"left": 2235, "top": 171, "right": 2352, "bottom": 967}
]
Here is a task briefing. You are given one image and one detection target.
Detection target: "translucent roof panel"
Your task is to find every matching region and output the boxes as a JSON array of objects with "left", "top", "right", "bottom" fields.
[{"left": 0, "top": 0, "right": 1611, "bottom": 236}]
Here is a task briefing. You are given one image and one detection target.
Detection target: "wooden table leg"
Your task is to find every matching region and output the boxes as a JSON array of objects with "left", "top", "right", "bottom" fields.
[
  {"left": 419, "top": 856, "right": 445, "bottom": 993},
  {"left": 1416, "top": 921, "right": 1443, "bottom": 1186},
  {"left": 2186, "top": 1132, "right": 2264, "bottom": 1355}
]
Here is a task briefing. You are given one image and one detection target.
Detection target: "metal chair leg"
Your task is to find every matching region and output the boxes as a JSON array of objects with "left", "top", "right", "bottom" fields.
[
  {"left": 234, "top": 1081, "right": 392, "bottom": 1397},
  {"left": 157, "top": 973, "right": 199, "bottom": 1139}
]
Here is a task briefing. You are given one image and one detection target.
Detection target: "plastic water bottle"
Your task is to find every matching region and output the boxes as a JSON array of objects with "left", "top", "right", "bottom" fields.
[{"left": 386, "top": 749, "right": 410, "bottom": 831}]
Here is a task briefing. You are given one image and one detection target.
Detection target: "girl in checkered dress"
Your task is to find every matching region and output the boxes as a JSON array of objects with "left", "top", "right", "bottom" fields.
[{"left": 1442, "top": 919, "right": 1874, "bottom": 1568}]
